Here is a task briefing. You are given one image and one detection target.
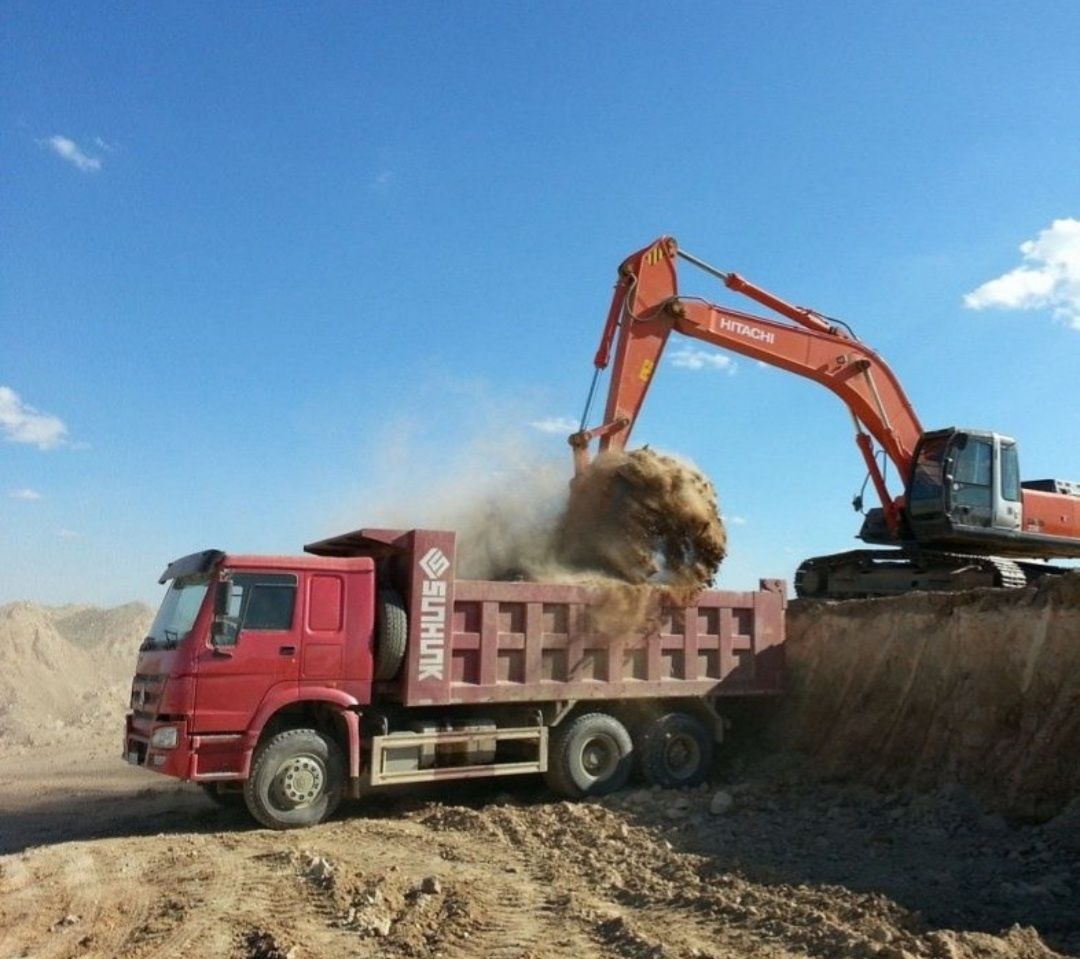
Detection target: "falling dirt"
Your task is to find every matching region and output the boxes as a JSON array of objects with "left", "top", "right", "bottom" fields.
[
  {"left": 551, "top": 448, "right": 727, "bottom": 593},
  {"left": 448, "top": 446, "right": 729, "bottom": 636}
]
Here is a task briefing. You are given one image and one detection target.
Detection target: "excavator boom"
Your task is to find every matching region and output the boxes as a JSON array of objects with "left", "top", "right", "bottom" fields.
[{"left": 574, "top": 236, "right": 922, "bottom": 534}]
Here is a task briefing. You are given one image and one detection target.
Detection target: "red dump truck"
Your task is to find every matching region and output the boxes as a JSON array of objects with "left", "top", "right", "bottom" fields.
[{"left": 125, "top": 528, "right": 786, "bottom": 829}]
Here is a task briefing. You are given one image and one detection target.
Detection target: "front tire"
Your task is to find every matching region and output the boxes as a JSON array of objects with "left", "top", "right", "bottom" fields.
[
  {"left": 545, "top": 712, "right": 633, "bottom": 798},
  {"left": 244, "top": 728, "right": 345, "bottom": 830}
]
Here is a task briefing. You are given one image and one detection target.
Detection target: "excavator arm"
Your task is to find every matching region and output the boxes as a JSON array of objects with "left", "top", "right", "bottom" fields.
[{"left": 571, "top": 236, "right": 924, "bottom": 535}]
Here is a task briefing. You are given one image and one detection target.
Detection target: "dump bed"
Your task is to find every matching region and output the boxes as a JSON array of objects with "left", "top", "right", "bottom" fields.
[{"left": 305, "top": 527, "right": 786, "bottom": 707}]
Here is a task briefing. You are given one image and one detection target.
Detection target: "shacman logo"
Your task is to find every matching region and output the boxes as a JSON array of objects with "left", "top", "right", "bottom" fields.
[
  {"left": 419, "top": 547, "right": 450, "bottom": 579},
  {"left": 417, "top": 546, "right": 450, "bottom": 682}
]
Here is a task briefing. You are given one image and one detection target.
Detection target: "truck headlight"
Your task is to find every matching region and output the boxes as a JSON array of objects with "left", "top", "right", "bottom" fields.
[{"left": 150, "top": 725, "right": 179, "bottom": 749}]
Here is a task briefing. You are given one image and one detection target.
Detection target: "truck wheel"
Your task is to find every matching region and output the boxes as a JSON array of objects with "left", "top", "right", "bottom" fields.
[
  {"left": 375, "top": 589, "right": 408, "bottom": 681},
  {"left": 545, "top": 712, "right": 633, "bottom": 798},
  {"left": 244, "top": 728, "right": 345, "bottom": 830},
  {"left": 640, "top": 712, "right": 713, "bottom": 788}
]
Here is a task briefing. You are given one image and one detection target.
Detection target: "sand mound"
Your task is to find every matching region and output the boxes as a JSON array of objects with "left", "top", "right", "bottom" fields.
[
  {"left": 0, "top": 601, "right": 153, "bottom": 751},
  {"left": 774, "top": 571, "right": 1080, "bottom": 820}
]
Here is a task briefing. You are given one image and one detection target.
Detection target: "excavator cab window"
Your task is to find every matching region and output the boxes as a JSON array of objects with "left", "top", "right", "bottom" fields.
[
  {"left": 908, "top": 434, "right": 949, "bottom": 516},
  {"left": 949, "top": 434, "right": 993, "bottom": 526},
  {"left": 1001, "top": 442, "right": 1021, "bottom": 502}
]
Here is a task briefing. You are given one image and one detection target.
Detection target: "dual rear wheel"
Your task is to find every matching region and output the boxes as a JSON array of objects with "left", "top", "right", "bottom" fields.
[{"left": 544, "top": 708, "right": 714, "bottom": 798}]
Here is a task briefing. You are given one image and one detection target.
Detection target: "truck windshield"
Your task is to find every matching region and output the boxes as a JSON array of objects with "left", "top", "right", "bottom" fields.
[{"left": 143, "top": 575, "right": 211, "bottom": 650}]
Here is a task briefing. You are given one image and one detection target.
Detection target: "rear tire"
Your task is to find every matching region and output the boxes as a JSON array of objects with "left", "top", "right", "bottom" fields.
[
  {"left": 375, "top": 589, "right": 408, "bottom": 681},
  {"left": 545, "top": 712, "right": 633, "bottom": 798},
  {"left": 640, "top": 712, "right": 713, "bottom": 788},
  {"left": 244, "top": 728, "right": 345, "bottom": 830}
]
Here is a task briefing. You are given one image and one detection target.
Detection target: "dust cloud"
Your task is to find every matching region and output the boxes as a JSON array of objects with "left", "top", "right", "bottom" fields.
[
  {"left": 448, "top": 447, "right": 727, "bottom": 593},
  {"left": 349, "top": 425, "right": 728, "bottom": 634}
]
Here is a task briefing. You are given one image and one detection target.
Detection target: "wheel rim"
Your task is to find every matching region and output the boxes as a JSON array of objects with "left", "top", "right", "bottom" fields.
[
  {"left": 578, "top": 733, "right": 619, "bottom": 781},
  {"left": 273, "top": 754, "right": 326, "bottom": 808},
  {"left": 663, "top": 732, "right": 702, "bottom": 780}
]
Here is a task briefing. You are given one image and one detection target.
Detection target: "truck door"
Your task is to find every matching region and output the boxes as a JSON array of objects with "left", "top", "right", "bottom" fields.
[{"left": 192, "top": 572, "right": 301, "bottom": 733}]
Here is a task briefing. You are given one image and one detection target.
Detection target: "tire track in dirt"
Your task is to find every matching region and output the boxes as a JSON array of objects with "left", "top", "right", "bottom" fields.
[{"left": 2, "top": 787, "right": 1073, "bottom": 959}]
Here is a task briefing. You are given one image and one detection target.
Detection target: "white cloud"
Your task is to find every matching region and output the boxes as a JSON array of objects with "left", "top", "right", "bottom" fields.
[
  {"left": 726, "top": 514, "right": 748, "bottom": 526},
  {"left": 0, "top": 386, "right": 70, "bottom": 449},
  {"left": 530, "top": 416, "right": 579, "bottom": 434},
  {"left": 93, "top": 136, "right": 116, "bottom": 153},
  {"left": 963, "top": 218, "right": 1080, "bottom": 330},
  {"left": 373, "top": 171, "right": 394, "bottom": 188},
  {"left": 9, "top": 488, "right": 42, "bottom": 501},
  {"left": 669, "top": 348, "right": 737, "bottom": 373},
  {"left": 42, "top": 135, "right": 102, "bottom": 172},
  {"left": 57, "top": 528, "right": 80, "bottom": 540}
]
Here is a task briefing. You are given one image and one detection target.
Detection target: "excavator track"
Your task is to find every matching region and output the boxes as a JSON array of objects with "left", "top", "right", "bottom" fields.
[{"left": 793, "top": 549, "right": 1060, "bottom": 599}]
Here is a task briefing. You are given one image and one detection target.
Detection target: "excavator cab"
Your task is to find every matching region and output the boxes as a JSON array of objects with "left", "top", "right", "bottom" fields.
[{"left": 905, "top": 428, "right": 1022, "bottom": 545}]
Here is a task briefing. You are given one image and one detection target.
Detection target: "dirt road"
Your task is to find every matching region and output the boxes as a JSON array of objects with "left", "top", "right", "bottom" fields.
[{"left": 2, "top": 741, "right": 1076, "bottom": 959}]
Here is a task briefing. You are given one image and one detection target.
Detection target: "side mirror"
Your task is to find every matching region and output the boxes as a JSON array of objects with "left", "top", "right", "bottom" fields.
[{"left": 211, "top": 616, "right": 239, "bottom": 648}]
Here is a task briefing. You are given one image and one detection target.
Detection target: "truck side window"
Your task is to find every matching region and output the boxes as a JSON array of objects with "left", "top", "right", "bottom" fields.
[{"left": 229, "top": 573, "right": 298, "bottom": 632}]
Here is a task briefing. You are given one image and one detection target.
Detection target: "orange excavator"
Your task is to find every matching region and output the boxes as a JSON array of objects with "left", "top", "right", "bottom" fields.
[{"left": 570, "top": 236, "right": 1080, "bottom": 598}]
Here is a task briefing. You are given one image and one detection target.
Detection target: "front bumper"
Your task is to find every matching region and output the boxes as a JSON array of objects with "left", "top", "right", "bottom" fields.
[{"left": 124, "top": 714, "right": 253, "bottom": 782}]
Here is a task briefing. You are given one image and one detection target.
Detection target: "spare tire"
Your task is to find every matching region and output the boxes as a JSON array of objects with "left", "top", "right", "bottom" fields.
[{"left": 375, "top": 589, "right": 408, "bottom": 680}]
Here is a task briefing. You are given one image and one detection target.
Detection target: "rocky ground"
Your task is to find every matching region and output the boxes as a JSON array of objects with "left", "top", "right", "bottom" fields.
[{"left": 0, "top": 743, "right": 1076, "bottom": 959}]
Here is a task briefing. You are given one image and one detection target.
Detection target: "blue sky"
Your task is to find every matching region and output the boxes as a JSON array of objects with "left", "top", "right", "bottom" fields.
[{"left": 3, "top": 2, "right": 1079, "bottom": 606}]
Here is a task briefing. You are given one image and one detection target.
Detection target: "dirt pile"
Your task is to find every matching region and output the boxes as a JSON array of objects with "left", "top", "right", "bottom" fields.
[
  {"left": 774, "top": 571, "right": 1080, "bottom": 820},
  {"left": 0, "top": 601, "right": 152, "bottom": 751}
]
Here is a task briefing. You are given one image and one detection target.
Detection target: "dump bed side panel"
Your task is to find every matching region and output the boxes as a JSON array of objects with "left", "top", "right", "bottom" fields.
[{"left": 398, "top": 533, "right": 785, "bottom": 706}]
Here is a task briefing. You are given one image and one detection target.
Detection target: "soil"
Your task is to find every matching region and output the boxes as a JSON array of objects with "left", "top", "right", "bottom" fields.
[
  {"left": 778, "top": 572, "right": 1080, "bottom": 822},
  {"left": 0, "top": 602, "right": 152, "bottom": 752},
  {"left": 1, "top": 744, "right": 1076, "bottom": 958}
]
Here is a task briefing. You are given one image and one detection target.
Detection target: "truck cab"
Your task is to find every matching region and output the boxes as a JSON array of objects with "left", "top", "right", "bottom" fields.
[{"left": 126, "top": 550, "right": 376, "bottom": 813}]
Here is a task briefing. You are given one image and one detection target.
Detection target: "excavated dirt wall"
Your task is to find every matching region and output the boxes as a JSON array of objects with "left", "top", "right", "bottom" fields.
[{"left": 776, "top": 571, "right": 1080, "bottom": 820}]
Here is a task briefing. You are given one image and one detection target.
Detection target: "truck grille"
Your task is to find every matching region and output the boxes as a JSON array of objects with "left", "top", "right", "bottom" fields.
[{"left": 130, "top": 673, "right": 166, "bottom": 718}]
